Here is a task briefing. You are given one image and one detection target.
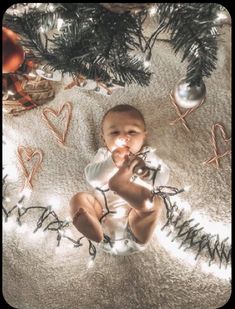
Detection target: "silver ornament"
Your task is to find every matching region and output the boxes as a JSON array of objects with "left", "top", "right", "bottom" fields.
[{"left": 173, "top": 78, "right": 206, "bottom": 109}]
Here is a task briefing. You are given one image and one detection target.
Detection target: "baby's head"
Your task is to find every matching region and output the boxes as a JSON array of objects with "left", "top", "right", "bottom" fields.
[{"left": 101, "top": 104, "right": 147, "bottom": 154}]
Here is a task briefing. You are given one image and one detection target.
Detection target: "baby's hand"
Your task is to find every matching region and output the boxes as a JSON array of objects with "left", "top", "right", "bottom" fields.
[{"left": 112, "top": 146, "right": 130, "bottom": 168}]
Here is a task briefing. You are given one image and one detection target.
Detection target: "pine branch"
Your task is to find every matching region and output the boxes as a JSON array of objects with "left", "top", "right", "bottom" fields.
[
  {"left": 148, "top": 3, "right": 220, "bottom": 86},
  {"left": 3, "top": 3, "right": 150, "bottom": 86}
]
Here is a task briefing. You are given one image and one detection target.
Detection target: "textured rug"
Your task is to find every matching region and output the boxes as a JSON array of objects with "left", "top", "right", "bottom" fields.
[{"left": 3, "top": 16, "right": 231, "bottom": 309}]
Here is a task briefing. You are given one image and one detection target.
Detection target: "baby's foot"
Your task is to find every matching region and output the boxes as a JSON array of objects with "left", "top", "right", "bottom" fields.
[
  {"left": 109, "top": 167, "right": 131, "bottom": 192},
  {"left": 73, "top": 208, "right": 104, "bottom": 243},
  {"left": 109, "top": 155, "right": 140, "bottom": 191}
]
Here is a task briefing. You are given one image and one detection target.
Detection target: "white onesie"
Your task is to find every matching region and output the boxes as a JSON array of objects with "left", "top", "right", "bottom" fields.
[{"left": 84, "top": 146, "right": 170, "bottom": 255}]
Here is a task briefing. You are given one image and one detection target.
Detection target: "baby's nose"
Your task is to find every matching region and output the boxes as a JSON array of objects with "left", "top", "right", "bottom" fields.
[
  {"left": 122, "top": 135, "right": 130, "bottom": 142},
  {"left": 115, "top": 136, "right": 130, "bottom": 147}
]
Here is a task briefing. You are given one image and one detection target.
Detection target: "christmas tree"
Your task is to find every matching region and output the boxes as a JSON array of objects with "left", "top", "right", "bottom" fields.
[{"left": 3, "top": 3, "right": 228, "bottom": 87}]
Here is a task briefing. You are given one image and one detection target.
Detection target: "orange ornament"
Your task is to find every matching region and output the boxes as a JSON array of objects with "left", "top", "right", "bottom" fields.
[{"left": 2, "top": 27, "right": 25, "bottom": 73}]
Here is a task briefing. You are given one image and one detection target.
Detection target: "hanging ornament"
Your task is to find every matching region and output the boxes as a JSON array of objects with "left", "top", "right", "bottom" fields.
[
  {"left": 2, "top": 27, "right": 25, "bottom": 74},
  {"left": 173, "top": 78, "right": 206, "bottom": 109}
]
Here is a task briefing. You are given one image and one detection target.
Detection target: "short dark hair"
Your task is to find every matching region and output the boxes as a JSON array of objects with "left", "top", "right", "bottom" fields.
[{"left": 101, "top": 104, "right": 146, "bottom": 130}]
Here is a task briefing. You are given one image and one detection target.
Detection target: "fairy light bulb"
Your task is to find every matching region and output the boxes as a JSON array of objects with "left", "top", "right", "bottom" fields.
[
  {"left": 3, "top": 217, "right": 16, "bottom": 232},
  {"left": 3, "top": 164, "right": 19, "bottom": 181},
  {"left": 87, "top": 258, "right": 95, "bottom": 269},
  {"left": 28, "top": 72, "right": 36, "bottom": 78},
  {"left": 63, "top": 229, "right": 73, "bottom": 238},
  {"left": 57, "top": 18, "right": 64, "bottom": 31},
  {"left": 7, "top": 90, "right": 15, "bottom": 96},
  {"left": 58, "top": 229, "right": 64, "bottom": 236},
  {"left": 47, "top": 3, "right": 55, "bottom": 12},
  {"left": 115, "top": 138, "right": 127, "bottom": 148},
  {"left": 39, "top": 26, "right": 45, "bottom": 33},
  {"left": 48, "top": 196, "right": 61, "bottom": 211},
  {"left": 16, "top": 223, "right": 29, "bottom": 234},
  {"left": 17, "top": 201, "right": 23, "bottom": 209},
  {"left": 201, "top": 262, "right": 231, "bottom": 280},
  {"left": 20, "top": 187, "right": 32, "bottom": 198},
  {"left": 149, "top": 4, "right": 158, "bottom": 17},
  {"left": 143, "top": 60, "right": 150, "bottom": 68},
  {"left": 65, "top": 216, "right": 72, "bottom": 223},
  {"left": 111, "top": 138, "right": 128, "bottom": 151},
  {"left": 145, "top": 199, "right": 153, "bottom": 210},
  {"left": 184, "top": 185, "right": 191, "bottom": 192},
  {"left": 111, "top": 242, "right": 120, "bottom": 254},
  {"left": 113, "top": 207, "right": 126, "bottom": 218}
]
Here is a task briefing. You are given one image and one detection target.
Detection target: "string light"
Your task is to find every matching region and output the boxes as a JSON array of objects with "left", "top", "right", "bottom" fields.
[
  {"left": 3, "top": 217, "right": 16, "bottom": 233},
  {"left": 183, "top": 185, "right": 191, "bottom": 192},
  {"left": 57, "top": 18, "right": 64, "bottom": 31},
  {"left": 148, "top": 5, "right": 158, "bottom": 17},
  {"left": 17, "top": 202, "right": 23, "bottom": 209},
  {"left": 145, "top": 199, "right": 154, "bottom": 210},
  {"left": 87, "top": 258, "right": 95, "bottom": 269},
  {"left": 47, "top": 4, "right": 55, "bottom": 12},
  {"left": 16, "top": 223, "right": 29, "bottom": 234},
  {"left": 28, "top": 72, "right": 37, "bottom": 78},
  {"left": 200, "top": 261, "right": 231, "bottom": 280},
  {"left": 7, "top": 90, "right": 15, "bottom": 96},
  {"left": 215, "top": 11, "right": 228, "bottom": 23},
  {"left": 39, "top": 26, "right": 45, "bottom": 33},
  {"left": 156, "top": 226, "right": 199, "bottom": 267},
  {"left": 143, "top": 60, "right": 151, "bottom": 68},
  {"left": 2, "top": 150, "right": 231, "bottom": 269},
  {"left": 20, "top": 187, "right": 32, "bottom": 198},
  {"left": 47, "top": 195, "right": 62, "bottom": 211},
  {"left": 112, "top": 207, "right": 127, "bottom": 218}
]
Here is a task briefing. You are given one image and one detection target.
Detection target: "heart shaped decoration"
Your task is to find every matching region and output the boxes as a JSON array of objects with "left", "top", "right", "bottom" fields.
[
  {"left": 42, "top": 102, "right": 72, "bottom": 145},
  {"left": 203, "top": 123, "right": 231, "bottom": 169},
  {"left": 17, "top": 146, "right": 43, "bottom": 189}
]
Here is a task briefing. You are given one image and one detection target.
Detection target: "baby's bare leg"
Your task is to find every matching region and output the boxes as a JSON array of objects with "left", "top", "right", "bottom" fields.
[
  {"left": 69, "top": 192, "right": 104, "bottom": 243},
  {"left": 109, "top": 170, "right": 163, "bottom": 244},
  {"left": 128, "top": 196, "right": 163, "bottom": 244}
]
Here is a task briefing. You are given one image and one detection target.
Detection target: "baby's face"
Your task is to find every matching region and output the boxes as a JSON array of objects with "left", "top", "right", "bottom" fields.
[{"left": 102, "top": 111, "right": 147, "bottom": 154}]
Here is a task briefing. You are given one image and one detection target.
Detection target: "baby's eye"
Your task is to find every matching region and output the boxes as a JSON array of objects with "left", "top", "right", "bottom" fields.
[
  {"left": 128, "top": 131, "right": 138, "bottom": 135},
  {"left": 110, "top": 131, "right": 119, "bottom": 135}
]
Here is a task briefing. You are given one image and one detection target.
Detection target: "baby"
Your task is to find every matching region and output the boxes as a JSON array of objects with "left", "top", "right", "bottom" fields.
[{"left": 70, "top": 104, "right": 170, "bottom": 253}]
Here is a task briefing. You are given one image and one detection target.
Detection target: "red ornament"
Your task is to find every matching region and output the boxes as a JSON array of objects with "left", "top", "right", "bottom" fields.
[{"left": 2, "top": 27, "right": 25, "bottom": 73}]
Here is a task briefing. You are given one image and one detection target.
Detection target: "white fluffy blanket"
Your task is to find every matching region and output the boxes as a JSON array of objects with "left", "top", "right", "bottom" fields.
[{"left": 3, "top": 20, "right": 231, "bottom": 309}]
